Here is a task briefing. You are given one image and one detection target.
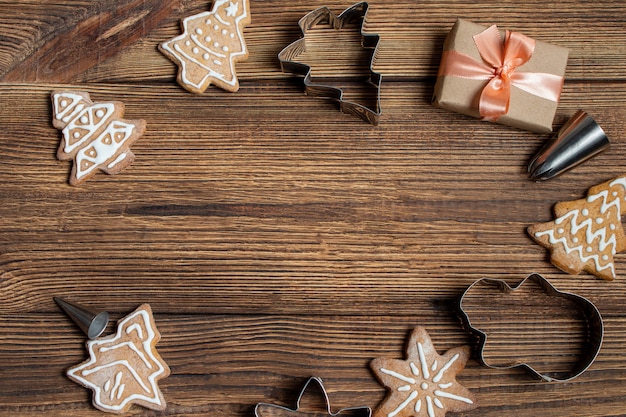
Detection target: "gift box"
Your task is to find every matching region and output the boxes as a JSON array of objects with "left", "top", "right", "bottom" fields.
[{"left": 432, "top": 19, "right": 569, "bottom": 133}]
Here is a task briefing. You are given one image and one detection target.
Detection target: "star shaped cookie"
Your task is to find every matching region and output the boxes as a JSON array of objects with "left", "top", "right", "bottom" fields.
[
  {"left": 67, "top": 304, "right": 170, "bottom": 414},
  {"left": 370, "top": 327, "right": 477, "bottom": 417}
]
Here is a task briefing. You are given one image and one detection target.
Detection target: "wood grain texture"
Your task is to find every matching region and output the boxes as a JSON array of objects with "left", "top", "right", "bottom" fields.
[{"left": 2, "top": 1, "right": 626, "bottom": 416}]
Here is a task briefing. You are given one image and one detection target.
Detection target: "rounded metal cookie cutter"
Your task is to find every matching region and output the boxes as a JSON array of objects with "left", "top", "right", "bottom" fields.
[{"left": 459, "top": 273, "right": 604, "bottom": 382}]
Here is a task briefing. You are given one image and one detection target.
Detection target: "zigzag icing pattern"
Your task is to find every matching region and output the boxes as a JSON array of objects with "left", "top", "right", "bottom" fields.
[{"left": 534, "top": 176, "right": 626, "bottom": 278}]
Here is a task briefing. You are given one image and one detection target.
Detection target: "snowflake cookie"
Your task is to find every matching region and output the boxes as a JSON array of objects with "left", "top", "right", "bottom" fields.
[
  {"left": 67, "top": 304, "right": 170, "bottom": 414},
  {"left": 370, "top": 326, "right": 477, "bottom": 417},
  {"left": 159, "top": 0, "right": 251, "bottom": 93},
  {"left": 528, "top": 175, "right": 626, "bottom": 280},
  {"left": 51, "top": 91, "right": 146, "bottom": 186}
]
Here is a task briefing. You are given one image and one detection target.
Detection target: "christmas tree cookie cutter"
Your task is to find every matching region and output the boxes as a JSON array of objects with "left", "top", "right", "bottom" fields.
[
  {"left": 278, "top": 2, "right": 382, "bottom": 125},
  {"left": 255, "top": 376, "right": 371, "bottom": 417},
  {"left": 459, "top": 273, "right": 604, "bottom": 382}
]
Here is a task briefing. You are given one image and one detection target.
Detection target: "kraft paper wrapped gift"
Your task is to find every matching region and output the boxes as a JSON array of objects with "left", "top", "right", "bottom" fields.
[{"left": 433, "top": 19, "right": 569, "bottom": 133}]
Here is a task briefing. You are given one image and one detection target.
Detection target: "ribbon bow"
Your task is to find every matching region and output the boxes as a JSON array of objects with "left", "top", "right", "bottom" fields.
[{"left": 438, "top": 24, "right": 564, "bottom": 121}]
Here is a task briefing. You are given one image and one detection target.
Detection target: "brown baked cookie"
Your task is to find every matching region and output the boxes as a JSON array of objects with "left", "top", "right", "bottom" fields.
[
  {"left": 51, "top": 91, "right": 146, "bottom": 186},
  {"left": 528, "top": 175, "right": 626, "bottom": 280},
  {"left": 159, "top": 0, "right": 251, "bottom": 93},
  {"left": 67, "top": 304, "right": 170, "bottom": 414},
  {"left": 370, "top": 326, "right": 477, "bottom": 417}
]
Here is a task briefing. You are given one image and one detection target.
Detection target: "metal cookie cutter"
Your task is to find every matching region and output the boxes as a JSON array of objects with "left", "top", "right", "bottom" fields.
[
  {"left": 255, "top": 376, "right": 371, "bottom": 417},
  {"left": 459, "top": 273, "right": 604, "bottom": 382},
  {"left": 278, "top": 2, "right": 382, "bottom": 125}
]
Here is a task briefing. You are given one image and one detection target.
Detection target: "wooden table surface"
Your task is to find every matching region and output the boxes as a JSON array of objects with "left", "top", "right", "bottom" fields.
[{"left": 2, "top": 1, "right": 626, "bottom": 416}]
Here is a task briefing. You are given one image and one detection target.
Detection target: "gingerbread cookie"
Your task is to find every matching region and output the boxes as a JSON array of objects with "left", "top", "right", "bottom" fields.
[
  {"left": 528, "top": 175, "right": 626, "bottom": 281},
  {"left": 51, "top": 91, "right": 146, "bottom": 186},
  {"left": 370, "top": 326, "right": 477, "bottom": 417},
  {"left": 67, "top": 304, "right": 170, "bottom": 414},
  {"left": 159, "top": 0, "right": 251, "bottom": 93}
]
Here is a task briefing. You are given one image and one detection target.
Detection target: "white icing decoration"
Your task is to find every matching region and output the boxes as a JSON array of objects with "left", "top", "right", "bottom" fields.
[
  {"left": 159, "top": 0, "right": 249, "bottom": 89},
  {"left": 110, "top": 371, "right": 123, "bottom": 400},
  {"left": 195, "top": 28, "right": 202, "bottom": 35},
  {"left": 388, "top": 390, "right": 418, "bottom": 417},
  {"left": 421, "top": 382, "right": 428, "bottom": 390},
  {"left": 126, "top": 323, "right": 144, "bottom": 339},
  {"left": 67, "top": 307, "right": 167, "bottom": 412},
  {"left": 433, "top": 353, "right": 459, "bottom": 383},
  {"left": 434, "top": 390, "right": 474, "bottom": 404},
  {"left": 426, "top": 396, "right": 435, "bottom": 417},
  {"left": 107, "top": 152, "right": 128, "bottom": 169},
  {"left": 100, "top": 341, "right": 152, "bottom": 369},
  {"left": 415, "top": 399, "right": 422, "bottom": 412},
  {"left": 61, "top": 103, "right": 114, "bottom": 154},
  {"left": 417, "top": 342, "right": 430, "bottom": 379},
  {"left": 192, "top": 35, "right": 226, "bottom": 58},
  {"left": 53, "top": 93, "right": 85, "bottom": 123},
  {"left": 434, "top": 398, "right": 444, "bottom": 409},
  {"left": 409, "top": 362, "right": 419, "bottom": 376},
  {"left": 225, "top": 1, "right": 238, "bottom": 17},
  {"left": 380, "top": 368, "right": 416, "bottom": 384},
  {"left": 75, "top": 121, "right": 135, "bottom": 180},
  {"left": 398, "top": 385, "right": 411, "bottom": 392}
]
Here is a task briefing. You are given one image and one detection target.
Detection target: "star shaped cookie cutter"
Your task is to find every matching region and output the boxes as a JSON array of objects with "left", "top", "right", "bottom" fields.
[
  {"left": 278, "top": 2, "right": 382, "bottom": 125},
  {"left": 459, "top": 273, "right": 604, "bottom": 382},
  {"left": 254, "top": 376, "right": 371, "bottom": 417}
]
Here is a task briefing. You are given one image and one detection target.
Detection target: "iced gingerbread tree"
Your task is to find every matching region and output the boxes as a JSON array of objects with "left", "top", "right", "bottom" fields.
[{"left": 528, "top": 175, "right": 626, "bottom": 280}]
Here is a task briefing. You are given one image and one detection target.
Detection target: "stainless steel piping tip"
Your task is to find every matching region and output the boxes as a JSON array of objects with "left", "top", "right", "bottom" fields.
[
  {"left": 528, "top": 110, "right": 609, "bottom": 180},
  {"left": 54, "top": 297, "right": 109, "bottom": 339}
]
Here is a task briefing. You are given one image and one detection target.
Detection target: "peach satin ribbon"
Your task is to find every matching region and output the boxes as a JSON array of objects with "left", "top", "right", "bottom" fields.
[{"left": 438, "top": 25, "right": 564, "bottom": 121}]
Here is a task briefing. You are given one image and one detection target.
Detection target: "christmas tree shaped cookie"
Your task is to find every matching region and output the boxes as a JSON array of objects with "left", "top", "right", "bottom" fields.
[
  {"left": 51, "top": 91, "right": 146, "bottom": 186},
  {"left": 528, "top": 175, "right": 626, "bottom": 280},
  {"left": 159, "top": 0, "right": 251, "bottom": 93},
  {"left": 67, "top": 304, "right": 170, "bottom": 414},
  {"left": 370, "top": 326, "right": 477, "bottom": 417}
]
